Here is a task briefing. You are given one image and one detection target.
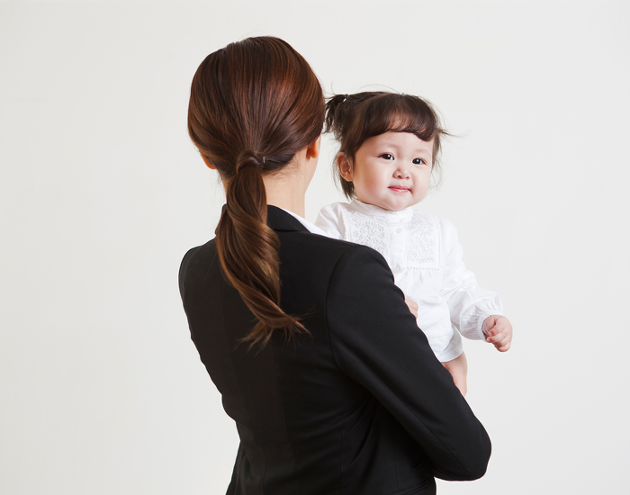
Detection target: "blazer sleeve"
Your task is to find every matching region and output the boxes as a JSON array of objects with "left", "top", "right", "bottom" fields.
[{"left": 325, "top": 245, "right": 491, "bottom": 481}]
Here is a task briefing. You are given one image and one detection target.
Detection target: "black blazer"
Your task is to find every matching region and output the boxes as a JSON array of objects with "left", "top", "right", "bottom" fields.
[{"left": 179, "top": 206, "right": 491, "bottom": 495}]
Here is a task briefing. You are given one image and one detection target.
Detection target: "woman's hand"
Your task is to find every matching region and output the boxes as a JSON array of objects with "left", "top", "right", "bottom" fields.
[
  {"left": 405, "top": 299, "right": 418, "bottom": 318},
  {"left": 482, "top": 315, "right": 513, "bottom": 352}
]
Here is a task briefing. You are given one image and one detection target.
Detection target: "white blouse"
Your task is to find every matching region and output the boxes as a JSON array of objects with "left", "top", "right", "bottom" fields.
[{"left": 315, "top": 200, "right": 503, "bottom": 362}]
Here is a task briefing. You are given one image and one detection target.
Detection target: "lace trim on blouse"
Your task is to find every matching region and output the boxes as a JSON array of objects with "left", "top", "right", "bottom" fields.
[
  {"left": 344, "top": 209, "right": 388, "bottom": 254},
  {"left": 342, "top": 208, "right": 440, "bottom": 269}
]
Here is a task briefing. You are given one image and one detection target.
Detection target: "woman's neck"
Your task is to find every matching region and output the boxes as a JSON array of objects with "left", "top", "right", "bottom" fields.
[
  {"left": 262, "top": 147, "right": 317, "bottom": 218},
  {"left": 263, "top": 173, "right": 306, "bottom": 218}
]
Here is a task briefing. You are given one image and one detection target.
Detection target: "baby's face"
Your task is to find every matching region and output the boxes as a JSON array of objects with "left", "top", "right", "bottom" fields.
[{"left": 346, "top": 131, "right": 433, "bottom": 211}]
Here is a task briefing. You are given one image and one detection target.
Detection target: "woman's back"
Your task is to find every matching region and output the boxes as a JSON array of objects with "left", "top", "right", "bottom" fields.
[
  {"left": 180, "top": 206, "right": 490, "bottom": 494},
  {"left": 182, "top": 35, "right": 490, "bottom": 494}
]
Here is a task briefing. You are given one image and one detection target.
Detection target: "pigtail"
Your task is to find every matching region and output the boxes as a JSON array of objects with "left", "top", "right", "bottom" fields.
[
  {"left": 325, "top": 93, "right": 377, "bottom": 138},
  {"left": 214, "top": 151, "right": 307, "bottom": 348},
  {"left": 324, "top": 94, "right": 349, "bottom": 137}
]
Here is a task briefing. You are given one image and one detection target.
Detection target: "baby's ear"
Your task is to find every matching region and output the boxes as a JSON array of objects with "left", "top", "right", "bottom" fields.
[{"left": 337, "top": 153, "right": 353, "bottom": 182}]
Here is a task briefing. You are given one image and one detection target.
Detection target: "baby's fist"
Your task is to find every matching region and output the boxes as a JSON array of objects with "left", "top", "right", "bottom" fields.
[{"left": 483, "top": 315, "right": 513, "bottom": 352}]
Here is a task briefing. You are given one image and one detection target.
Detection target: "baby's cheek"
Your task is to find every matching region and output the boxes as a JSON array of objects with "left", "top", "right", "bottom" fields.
[
  {"left": 357, "top": 173, "right": 382, "bottom": 196},
  {"left": 366, "top": 175, "right": 384, "bottom": 191}
]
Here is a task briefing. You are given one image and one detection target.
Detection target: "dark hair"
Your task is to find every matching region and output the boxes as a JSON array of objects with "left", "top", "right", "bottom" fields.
[
  {"left": 188, "top": 37, "right": 325, "bottom": 347},
  {"left": 325, "top": 92, "right": 448, "bottom": 199}
]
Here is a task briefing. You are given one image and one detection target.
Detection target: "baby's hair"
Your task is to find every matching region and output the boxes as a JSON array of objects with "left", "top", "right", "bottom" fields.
[{"left": 325, "top": 91, "right": 448, "bottom": 199}]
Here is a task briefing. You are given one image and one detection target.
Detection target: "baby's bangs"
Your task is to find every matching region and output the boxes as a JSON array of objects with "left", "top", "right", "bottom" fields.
[{"left": 361, "top": 94, "right": 438, "bottom": 142}]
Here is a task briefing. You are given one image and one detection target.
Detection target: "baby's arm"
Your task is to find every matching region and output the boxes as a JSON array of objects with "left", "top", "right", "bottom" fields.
[
  {"left": 439, "top": 219, "right": 510, "bottom": 347},
  {"left": 482, "top": 315, "right": 513, "bottom": 352}
]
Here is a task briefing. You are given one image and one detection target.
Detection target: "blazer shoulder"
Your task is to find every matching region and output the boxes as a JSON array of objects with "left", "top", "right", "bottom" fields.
[
  {"left": 280, "top": 229, "right": 390, "bottom": 269},
  {"left": 178, "top": 238, "right": 217, "bottom": 298}
]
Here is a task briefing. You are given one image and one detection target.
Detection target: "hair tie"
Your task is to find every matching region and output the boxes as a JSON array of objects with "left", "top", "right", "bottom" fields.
[{"left": 235, "top": 154, "right": 264, "bottom": 174}]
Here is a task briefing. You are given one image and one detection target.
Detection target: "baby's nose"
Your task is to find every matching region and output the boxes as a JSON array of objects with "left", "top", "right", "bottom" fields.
[{"left": 394, "top": 168, "right": 410, "bottom": 179}]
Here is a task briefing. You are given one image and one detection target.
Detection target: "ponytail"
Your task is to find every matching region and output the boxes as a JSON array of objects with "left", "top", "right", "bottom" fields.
[
  {"left": 215, "top": 152, "right": 307, "bottom": 347},
  {"left": 188, "top": 37, "right": 324, "bottom": 348}
]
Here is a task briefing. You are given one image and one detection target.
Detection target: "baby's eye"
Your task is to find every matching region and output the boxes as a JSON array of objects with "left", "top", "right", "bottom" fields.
[
  {"left": 379, "top": 153, "right": 394, "bottom": 160},
  {"left": 412, "top": 158, "right": 426, "bottom": 165}
]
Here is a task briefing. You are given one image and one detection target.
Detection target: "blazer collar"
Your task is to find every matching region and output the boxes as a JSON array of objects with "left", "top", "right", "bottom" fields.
[{"left": 267, "top": 205, "right": 310, "bottom": 233}]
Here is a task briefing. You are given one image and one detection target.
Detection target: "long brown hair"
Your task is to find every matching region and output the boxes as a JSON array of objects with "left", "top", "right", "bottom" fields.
[
  {"left": 188, "top": 37, "right": 325, "bottom": 347},
  {"left": 325, "top": 92, "right": 448, "bottom": 199}
]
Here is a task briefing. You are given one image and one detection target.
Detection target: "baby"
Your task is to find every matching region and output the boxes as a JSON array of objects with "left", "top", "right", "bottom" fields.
[{"left": 316, "top": 92, "right": 512, "bottom": 395}]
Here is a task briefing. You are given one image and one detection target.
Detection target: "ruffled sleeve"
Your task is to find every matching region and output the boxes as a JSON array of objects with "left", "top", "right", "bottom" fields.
[{"left": 439, "top": 219, "right": 503, "bottom": 341}]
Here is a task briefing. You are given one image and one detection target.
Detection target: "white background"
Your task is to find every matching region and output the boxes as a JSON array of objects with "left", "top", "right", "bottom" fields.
[{"left": 1, "top": 1, "right": 629, "bottom": 494}]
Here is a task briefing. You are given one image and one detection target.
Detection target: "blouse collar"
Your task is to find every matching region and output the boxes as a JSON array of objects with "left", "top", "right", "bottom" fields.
[
  {"left": 349, "top": 199, "right": 415, "bottom": 222},
  {"left": 279, "top": 207, "right": 330, "bottom": 236}
]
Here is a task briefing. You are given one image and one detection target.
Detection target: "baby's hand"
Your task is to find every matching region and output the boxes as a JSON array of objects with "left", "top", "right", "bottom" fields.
[
  {"left": 405, "top": 299, "right": 418, "bottom": 318},
  {"left": 482, "top": 315, "right": 512, "bottom": 352}
]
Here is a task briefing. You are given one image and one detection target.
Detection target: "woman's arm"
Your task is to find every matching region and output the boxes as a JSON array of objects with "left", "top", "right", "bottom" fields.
[{"left": 326, "top": 245, "right": 491, "bottom": 481}]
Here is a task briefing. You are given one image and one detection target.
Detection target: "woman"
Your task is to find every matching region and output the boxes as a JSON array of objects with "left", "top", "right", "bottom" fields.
[{"left": 179, "top": 36, "right": 491, "bottom": 495}]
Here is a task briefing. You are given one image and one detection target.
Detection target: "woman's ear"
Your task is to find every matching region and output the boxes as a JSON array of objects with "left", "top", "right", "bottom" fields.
[
  {"left": 306, "top": 136, "right": 321, "bottom": 159},
  {"left": 337, "top": 152, "right": 353, "bottom": 182},
  {"left": 201, "top": 154, "right": 216, "bottom": 170}
]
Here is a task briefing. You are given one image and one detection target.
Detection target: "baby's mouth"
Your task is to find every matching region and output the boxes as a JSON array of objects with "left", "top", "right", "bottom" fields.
[{"left": 388, "top": 186, "right": 410, "bottom": 193}]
